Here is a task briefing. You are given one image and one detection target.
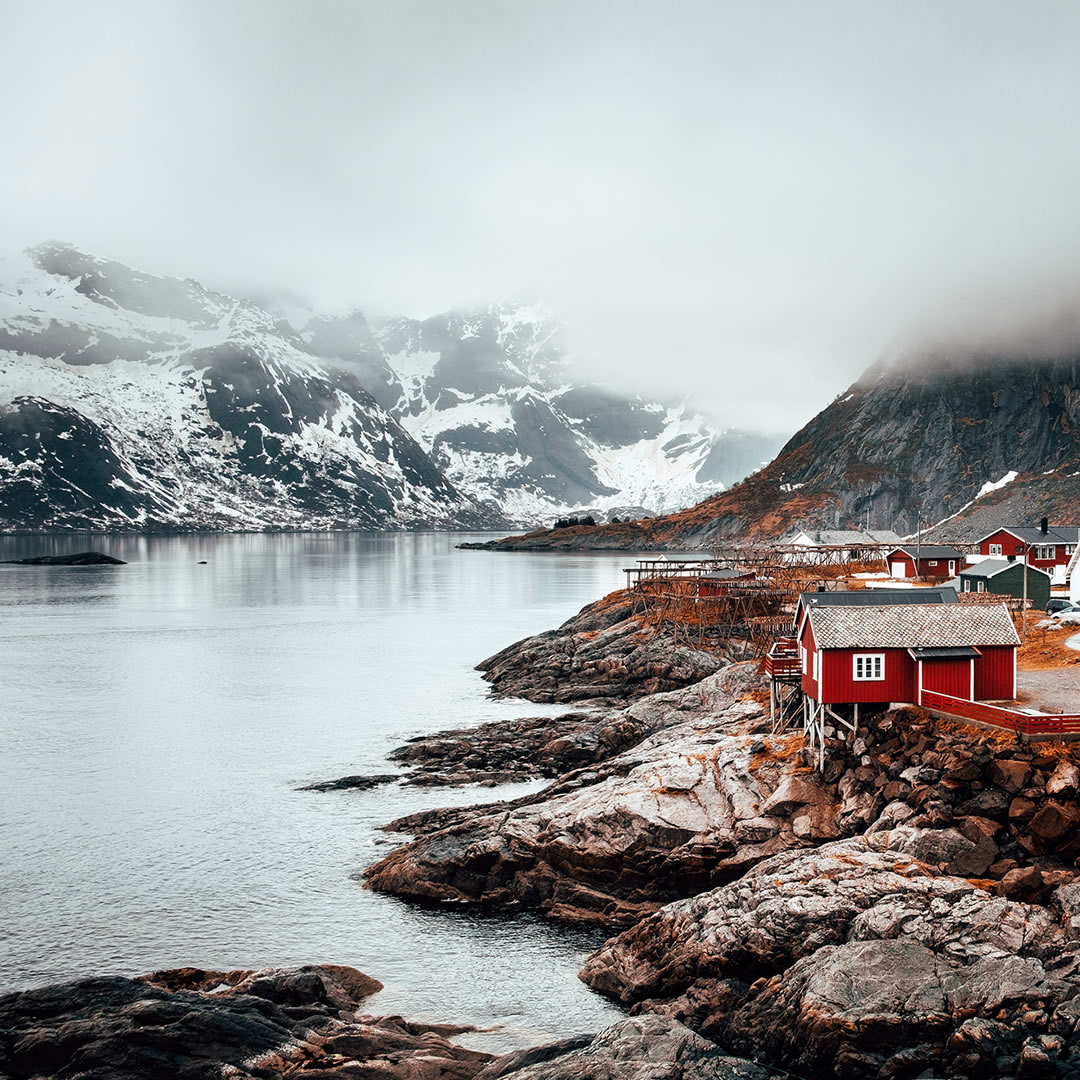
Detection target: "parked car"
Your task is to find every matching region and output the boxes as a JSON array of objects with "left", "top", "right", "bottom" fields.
[
  {"left": 1046, "top": 598, "right": 1077, "bottom": 615},
  {"left": 1048, "top": 602, "right": 1080, "bottom": 618}
]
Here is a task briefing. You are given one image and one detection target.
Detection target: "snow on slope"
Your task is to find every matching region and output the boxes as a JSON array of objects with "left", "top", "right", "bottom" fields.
[
  {"left": 313, "top": 305, "right": 778, "bottom": 527},
  {"left": 0, "top": 245, "right": 498, "bottom": 531}
]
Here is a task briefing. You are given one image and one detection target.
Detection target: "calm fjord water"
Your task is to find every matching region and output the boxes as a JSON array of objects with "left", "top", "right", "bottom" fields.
[{"left": 0, "top": 532, "right": 630, "bottom": 1049}]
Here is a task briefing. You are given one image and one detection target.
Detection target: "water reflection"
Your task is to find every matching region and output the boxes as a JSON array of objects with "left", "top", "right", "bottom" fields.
[{"left": 0, "top": 533, "right": 633, "bottom": 1049}]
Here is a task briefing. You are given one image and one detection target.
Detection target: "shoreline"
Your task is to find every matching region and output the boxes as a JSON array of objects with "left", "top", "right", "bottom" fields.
[{"left": 8, "top": 598, "right": 1080, "bottom": 1079}]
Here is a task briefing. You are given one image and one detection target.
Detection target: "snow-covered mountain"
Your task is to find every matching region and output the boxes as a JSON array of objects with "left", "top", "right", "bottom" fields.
[
  {"left": 302, "top": 306, "right": 778, "bottom": 525},
  {"left": 0, "top": 244, "right": 501, "bottom": 531}
]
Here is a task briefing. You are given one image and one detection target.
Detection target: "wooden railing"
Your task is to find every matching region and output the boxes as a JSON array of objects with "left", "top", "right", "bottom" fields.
[
  {"left": 764, "top": 638, "right": 801, "bottom": 678},
  {"left": 920, "top": 690, "right": 1080, "bottom": 735}
]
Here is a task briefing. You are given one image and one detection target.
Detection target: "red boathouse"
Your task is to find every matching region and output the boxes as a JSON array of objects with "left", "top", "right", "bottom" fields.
[
  {"left": 798, "top": 602, "right": 1018, "bottom": 706},
  {"left": 766, "top": 602, "right": 1020, "bottom": 768},
  {"left": 885, "top": 545, "right": 965, "bottom": 580}
]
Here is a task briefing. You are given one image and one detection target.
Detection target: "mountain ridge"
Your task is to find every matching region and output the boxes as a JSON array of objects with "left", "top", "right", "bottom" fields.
[
  {"left": 0, "top": 243, "right": 778, "bottom": 532},
  {"left": 0, "top": 243, "right": 500, "bottom": 531},
  {"left": 467, "top": 347, "right": 1080, "bottom": 550}
]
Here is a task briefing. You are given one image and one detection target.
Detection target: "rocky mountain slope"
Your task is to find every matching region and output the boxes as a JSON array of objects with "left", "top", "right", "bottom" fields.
[
  {"left": 472, "top": 348, "right": 1080, "bottom": 549},
  {"left": 0, "top": 244, "right": 505, "bottom": 531},
  {"left": 303, "top": 305, "right": 778, "bottom": 525}
]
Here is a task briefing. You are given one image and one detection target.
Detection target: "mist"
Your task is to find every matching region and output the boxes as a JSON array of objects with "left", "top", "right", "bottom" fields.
[{"left": 5, "top": 0, "right": 1080, "bottom": 436}]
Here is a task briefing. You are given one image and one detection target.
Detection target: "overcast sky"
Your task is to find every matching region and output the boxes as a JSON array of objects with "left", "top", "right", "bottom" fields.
[{"left": 5, "top": 1, "right": 1080, "bottom": 435}]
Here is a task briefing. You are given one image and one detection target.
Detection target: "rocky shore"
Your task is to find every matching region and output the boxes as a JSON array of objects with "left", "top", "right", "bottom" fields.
[
  {"left": 0, "top": 965, "right": 779, "bottom": 1080},
  {"left": 360, "top": 638, "right": 1080, "bottom": 1077},
  {"left": 476, "top": 589, "right": 731, "bottom": 704},
  {"left": 12, "top": 607, "right": 1080, "bottom": 1078}
]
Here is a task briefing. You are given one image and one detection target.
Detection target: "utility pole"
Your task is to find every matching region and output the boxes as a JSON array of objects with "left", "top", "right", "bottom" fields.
[
  {"left": 916, "top": 515, "right": 922, "bottom": 581},
  {"left": 1022, "top": 542, "right": 1029, "bottom": 642}
]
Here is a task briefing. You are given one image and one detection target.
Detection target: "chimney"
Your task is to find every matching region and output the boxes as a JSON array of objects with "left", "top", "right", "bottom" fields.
[{"left": 1041, "top": 516, "right": 1049, "bottom": 534}]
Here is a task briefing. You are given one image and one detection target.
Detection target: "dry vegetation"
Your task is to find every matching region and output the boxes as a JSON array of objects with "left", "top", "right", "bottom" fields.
[{"left": 1016, "top": 621, "right": 1080, "bottom": 670}]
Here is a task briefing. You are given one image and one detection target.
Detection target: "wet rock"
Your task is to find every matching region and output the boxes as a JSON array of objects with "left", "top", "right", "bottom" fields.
[
  {"left": 300, "top": 773, "right": 400, "bottom": 792},
  {"left": 0, "top": 965, "right": 493, "bottom": 1080},
  {"left": 386, "top": 711, "right": 675, "bottom": 785}
]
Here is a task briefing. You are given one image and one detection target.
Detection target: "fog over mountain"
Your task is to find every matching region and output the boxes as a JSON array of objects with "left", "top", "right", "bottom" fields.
[{"left": 5, "top": 2, "right": 1080, "bottom": 435}]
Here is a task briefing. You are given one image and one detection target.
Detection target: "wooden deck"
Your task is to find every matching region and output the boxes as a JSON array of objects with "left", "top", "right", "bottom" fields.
[{"left": 920, "top": 689, "right": 1080, "bottom": 736}]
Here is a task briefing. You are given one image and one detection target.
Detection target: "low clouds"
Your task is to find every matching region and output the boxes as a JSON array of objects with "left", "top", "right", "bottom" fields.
[{"left": 4, "top": 0, "right": 1080, "bottom": 435}]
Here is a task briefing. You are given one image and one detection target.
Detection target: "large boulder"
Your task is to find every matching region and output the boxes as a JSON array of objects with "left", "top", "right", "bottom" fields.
[
  {"left": 480, "top": 1015, "right": 780, "bottom": 1080},
  {"left": 580, "top": 831, "right": 1080, "bottom": 1079}
]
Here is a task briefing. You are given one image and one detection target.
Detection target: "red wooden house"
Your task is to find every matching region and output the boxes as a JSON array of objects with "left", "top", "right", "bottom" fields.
[
  {"left": 976, "top": 521, "right": 1079, "bottom": 583},
  {"left": 885, "top": 545, "right": 965, "bottom": 579},
  {"left": 797, "top": 602, "right": 1018, "bottom": 707}
]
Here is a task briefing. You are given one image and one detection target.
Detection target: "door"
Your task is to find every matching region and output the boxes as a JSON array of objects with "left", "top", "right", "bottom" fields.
[
  {"left": 892, "top": 561, "right": 907, "bottom": 578},
  {"left": 948, "top": 560, "right": 956, "bottom": 575},
  {"left": 922, "top": 658, "right": 971, "bottom": 699}
]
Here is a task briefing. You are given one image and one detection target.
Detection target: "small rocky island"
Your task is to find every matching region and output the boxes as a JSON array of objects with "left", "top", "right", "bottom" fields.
[
  {"left": 3, "top": 550, "right": 126, "bottom": 565},
  {"left": 7, "top": 590, "right": 1080, "bottom": 1079}
]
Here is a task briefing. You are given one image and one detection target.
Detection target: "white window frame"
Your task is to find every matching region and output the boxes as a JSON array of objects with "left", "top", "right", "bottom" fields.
[
  {"left": 977, "top": 581, "right": 985, "bottom": 592},
  {"left": 1035, "top": 545, "right": 1055, "bottom": 560},
  {"left": 989, "top": 543, "right": 1002, "bottom": 555},
  {"left": 962, "top": 578, "right": 971, "bottom": 592},
  {"left": 853, "top": 653, "right": 885, "bottom": 681},
  {"left": 1067, "top": 545, "right": 1076, "bottom": 556},
  {"left": 928, "top": 560, "right": 938, "bottom": 567}
]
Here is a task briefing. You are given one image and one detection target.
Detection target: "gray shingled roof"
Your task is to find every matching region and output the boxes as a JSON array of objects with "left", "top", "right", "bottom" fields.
[
  {"left": 807, "top": 603, "right": 1019, "bottom": 649},
  {"left": 977, "top": 526, "right": 1080, "bottom": 545},
  {"left": 800, "top": 587, "right": 958, "bottom": 608},
  {"left": 890, "top": 545, "right": 965, "bottom": 560}
]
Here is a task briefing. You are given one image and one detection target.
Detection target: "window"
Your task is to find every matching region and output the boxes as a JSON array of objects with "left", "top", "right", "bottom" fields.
[
  {"left": 977, "top": 581, "right": 985, "bottom": 592},
  {"left": 853, "top": 653, "right": 885, "bottom": 681},
  {"left": 1067, "top": 545, "right": 1076, "bottom": 556},
  {"left": 989, "top": 543, "right": 1002, "bottom": 555},
  {"left": 1035, "top": 545, "right": 1055, "bottom": 560},
  {"left": 928, "top": 560, "right": 938, "bottom": 566},
  {"left": 962, "top": 579, "right": 971, "bottom": 592}
]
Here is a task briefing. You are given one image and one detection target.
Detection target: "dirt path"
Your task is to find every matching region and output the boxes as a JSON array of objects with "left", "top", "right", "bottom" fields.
[{"left": 1016, "top": 666, "right": 1080, "bottom": 714}]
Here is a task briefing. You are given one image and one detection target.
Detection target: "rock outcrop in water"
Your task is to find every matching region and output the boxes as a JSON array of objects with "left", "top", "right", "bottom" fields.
[
  {"left": 0, "top": 965, "right": 492, "bottom": 1080},
  {"left": 476, "top": 590, "right": 731, "bottom": 704},
  {"left": 366, "top": 666, "right": 838, "bottom": 924},
  {"left": 368, "top": 673, "right": 1080, "bottom": 928},
  {"left": 4, "top": 550, "right": 125, "bottom": 565}
]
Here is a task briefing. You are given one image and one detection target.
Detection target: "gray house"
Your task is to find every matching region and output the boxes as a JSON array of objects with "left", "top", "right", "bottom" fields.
[{"left": 959, "top": 558, "right": 1051, "bottom": 609}]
